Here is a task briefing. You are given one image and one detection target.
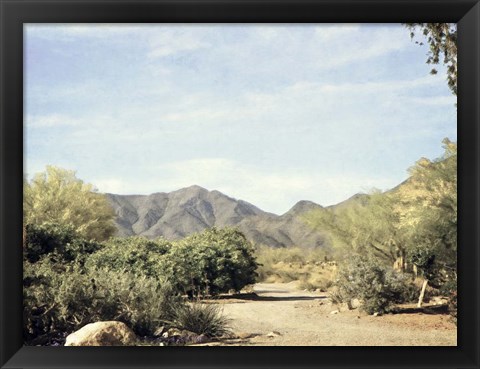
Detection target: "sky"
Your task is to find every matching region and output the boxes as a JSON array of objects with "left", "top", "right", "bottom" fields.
[{"left": 24, "top": 24, "right": 457, "bottom": 215}]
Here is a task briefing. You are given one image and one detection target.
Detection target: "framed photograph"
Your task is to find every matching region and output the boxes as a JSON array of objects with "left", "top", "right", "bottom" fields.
[{"left": 1, "top": 0, "right": 479, "bottom": 368}]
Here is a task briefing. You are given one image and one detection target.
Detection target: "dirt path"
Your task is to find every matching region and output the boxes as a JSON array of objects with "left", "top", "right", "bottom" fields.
[{"left": 205, "top": 282, "right": 456, "bottom": 346}]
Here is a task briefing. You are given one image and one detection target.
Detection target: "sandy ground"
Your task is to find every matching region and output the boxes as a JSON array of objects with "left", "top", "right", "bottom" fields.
[{"left": 199, "top": 282, "right": 457, "bottom": 346}]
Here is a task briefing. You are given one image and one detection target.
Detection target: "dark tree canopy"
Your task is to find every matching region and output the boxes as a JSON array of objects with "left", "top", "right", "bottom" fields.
[{"left": 405, "top": 23, "right": 457, "bottom": 96}]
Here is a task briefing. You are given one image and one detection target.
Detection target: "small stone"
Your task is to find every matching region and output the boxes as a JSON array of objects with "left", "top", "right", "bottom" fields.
[
  {"left": 195, "top": 334, "right": 209, "bottom": 344},
  {"left": 373, "top": 312, "right": 379, "bottom": 317},
  {"left": 266, "top": 331, "right": 281, "bottom": 338},
  {"left": 330, "top": 310, "right": 339, "bottom": 315},
  {"left": 154, "top": 326, "right": 165, "bottom": 337}
]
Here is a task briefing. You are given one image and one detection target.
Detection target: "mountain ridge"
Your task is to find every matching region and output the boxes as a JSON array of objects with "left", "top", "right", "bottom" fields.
[{"left": 105, "top": 185, "right": 335, "bottom": 248}]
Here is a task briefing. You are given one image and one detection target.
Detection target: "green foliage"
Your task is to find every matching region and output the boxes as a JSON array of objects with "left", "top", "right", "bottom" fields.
[
  {"left": 23, "top": 225, "right": 182, "bottom": 343},
  {"left": 305, "top": 191, "right": 402, "bottom": 264},
  {"left": 165, "top": 228, "right": 258, "bottom": 296},
  {"left": 23, "top": 223, "right": 257, "bottom": 344},
  {"left": 172, "top": 303, "right": 231, "bottom": 337},
  {"left": 24, "top": 260, "right": 182, "bottom": 342},
  {"left": 440, "top": 275, "right": 457, "bottom": 325},
  {"left": 86, "top": 236, "right": 171, "bottom": 280},
  {"left": 405, "top": 23, "right": 457, "bottom": 95},
  {"left": 24, "top": 166, "right": 116, "bottom": 241},
  {"left": 334, "top": 255, "right": 417, "bottom": 314},
  {"left": 305, "top": 140, "right": 457, "bottom": 312},
  {"left": 24, "top": 222, "right": 101, "bottom": 264},
  {"left": 396, "top": 139, "right": 457, "bottom": 281}
]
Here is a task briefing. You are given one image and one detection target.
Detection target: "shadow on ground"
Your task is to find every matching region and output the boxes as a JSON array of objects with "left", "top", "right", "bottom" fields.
[
  {"left": 213, "top": 292, "right": 328, "bottom": 302},
  {"left": 392, "top": 304, "right": 449, "bottom": 315}
]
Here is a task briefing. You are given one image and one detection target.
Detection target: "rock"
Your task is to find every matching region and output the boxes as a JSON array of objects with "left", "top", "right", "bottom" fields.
[
  {"left": 339, "top": 303, "right": 350, "bottom": 312},
  {"left": 64, "top": 321, "right": 136, "bottom": 346},
  {"left": 431, "top": 296, "right": 448, "bottom": 305},
  {"left": 330, "top": 310, "right": 339, "bottom": 315},
  {"left": 163, "top": 328, "right": 209, "bottom": 344},
  {"left": 163, "top": 328, "right": 183, "bottom": 338},
  {"left": 350, "top": 299, "right": 361, "bottom": 309},
  {"left": 153, "top": 326, "right": 165, "bottom": 337},
  {"left": 373, "top": 312, "right": 380, "bottom": 317},
  {"left": 194, "top": 334, "right": 210, "bottom": 344},
  {"left": 266, "top": 331, "right": 281, "bottom": 338}
]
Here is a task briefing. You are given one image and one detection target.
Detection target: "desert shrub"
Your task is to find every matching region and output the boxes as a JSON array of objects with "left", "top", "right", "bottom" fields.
[
  {"left": 440, "top": 275, "right": 457, "bottom": 324},
  {"left": 335, "top": 255, "right": 417, "bottom": 314},
  {"left": 256, "top": 246, "right": 329, "bottom": 267},
  {"left": 24, "top": 222, "right": 101, "bottom": 264},
  {"left": 172, "top": 303, "right": 230, "bottom": 337},
  {"left": 165, "top": 228, "right": 258, "bottom": 296},
  {"left": 255, "top": 246, "right": 332, "bottom": 283},
  {"left": 23, "top": 225, "right": 182, "bottom": 343},
  {"left": 24, "top": 262, "right": 183, "bottom": 343},
  {"left": 85, "top": 236, "right": 171, "bottom": 280},
  {"left": 299, "top": 276, "right": 334, "bottom": 292}
]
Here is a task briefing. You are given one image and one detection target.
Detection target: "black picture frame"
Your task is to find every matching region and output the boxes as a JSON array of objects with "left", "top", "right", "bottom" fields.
[{"left": 1, "top": 1, "right": 479, "bottom": 368}]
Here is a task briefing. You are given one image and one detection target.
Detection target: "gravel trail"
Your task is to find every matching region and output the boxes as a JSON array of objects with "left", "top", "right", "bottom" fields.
[{"left": 206, "top": 282, "right": 456, "bottom": 346}]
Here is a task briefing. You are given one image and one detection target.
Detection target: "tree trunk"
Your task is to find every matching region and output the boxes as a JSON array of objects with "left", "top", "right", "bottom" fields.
[{"left": 417, "top": 279, "right": 428, "bottom": 307}]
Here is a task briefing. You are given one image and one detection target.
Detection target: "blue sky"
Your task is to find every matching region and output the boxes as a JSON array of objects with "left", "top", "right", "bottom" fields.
[{"left": 24, "top": 24, "right": 456, "bottom": 215}]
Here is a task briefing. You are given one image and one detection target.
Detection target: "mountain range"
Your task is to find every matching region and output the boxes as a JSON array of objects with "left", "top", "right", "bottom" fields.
[{"left": 106, "top": 185, "right": 364, "bottom": 249}]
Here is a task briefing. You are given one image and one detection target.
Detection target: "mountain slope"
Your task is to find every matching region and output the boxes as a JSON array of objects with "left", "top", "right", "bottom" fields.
[{"left": 106, "top": 186, "right": 329, "bottom": 248}]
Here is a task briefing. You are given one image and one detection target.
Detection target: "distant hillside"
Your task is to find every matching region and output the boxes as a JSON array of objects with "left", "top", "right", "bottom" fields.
[{"left": 106, "top": 185, "right": 331, "bottom": 248}]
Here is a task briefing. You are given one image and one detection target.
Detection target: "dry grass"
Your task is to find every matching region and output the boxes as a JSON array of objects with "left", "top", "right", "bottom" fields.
[{"left": 255, "top": 246, "right": 336, "bottom": 291}]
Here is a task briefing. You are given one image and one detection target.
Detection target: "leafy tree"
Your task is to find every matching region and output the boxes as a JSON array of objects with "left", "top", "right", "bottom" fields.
[
  {"left": 405, "top": 23, "right": 457, "bottom": 95},
  {"left": 394, "top": 139, "right": 457, "bottom": 306},
  {"left": 305, "top": 191, "right": 404, "bottom": 267},
  {"left": 24, "top": 166, "right": 116, "bottom": 241}
]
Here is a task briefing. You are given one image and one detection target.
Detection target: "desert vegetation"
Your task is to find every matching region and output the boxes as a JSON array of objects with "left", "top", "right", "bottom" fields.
[
  {"left": 23, "top": 170, "right": 258, "bottom": 345},
  {"left": 303, "top": 139, "right": 457, "bottom": 318},
  {"left": 23, "top": 137, "right": 457, "bottom": 346}
]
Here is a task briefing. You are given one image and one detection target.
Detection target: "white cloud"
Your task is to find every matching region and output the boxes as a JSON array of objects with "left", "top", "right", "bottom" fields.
[
  {"left": 314, "top": 24, "right": 361, "bottom": 40},
  {"left": 26, "top": 113, "right": 81, "bottom": 128},
  {"left": 147, "top": 30, "right": 210, "bottom": 59}
]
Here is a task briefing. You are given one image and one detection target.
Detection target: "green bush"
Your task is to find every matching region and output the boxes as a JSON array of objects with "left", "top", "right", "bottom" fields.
[
  {"left": 23, "top": 224, "right": 257, "bottom": 344},
  {"left": 24, "top": 222, "right": 101, "bottom": 264},
  {"left": 440, "top": 275, "right": 457, "bottom": 325},
  {"left": 23, "top": 225, "right": 182, "bottom": 343},
  {"left": 24, "top": 261, "right": 183, "bottom": 343},
  {"left": 335, "top": 255, "right": 416, "bottom": 314},
  {"left": 85, "top": 236, "right": 171, "bottom": 280},
  {"left": 172, "top": 302, "right": 230, "bottom": 337},
  {"left": 165, "top": 228, "right": 258, "bottom": 296}
]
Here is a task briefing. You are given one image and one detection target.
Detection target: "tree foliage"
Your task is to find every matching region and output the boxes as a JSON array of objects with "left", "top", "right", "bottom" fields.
[
  {"left": 86, "top": 236, "right": 171, "bottom": 280},
  {"left": 24, "top": 166, "right": 116, "bottom": 241},
  {"left": 23, "top": 224, "right": 182, "bottom": 343},
  {"left": 165, "top": 227, "right": 258, "bottom": 296},
  {"left": 333, "top": 255, "right": 417, "bottom": 314},
  {"left": 394, "top": 139, "right": 457, "bottom": 281},
  {"left": 405, "top": 23, "right": 457, "bottom": 95},
  {"left": 305, "top": 191, "right": 402, "bottom": 264}
]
